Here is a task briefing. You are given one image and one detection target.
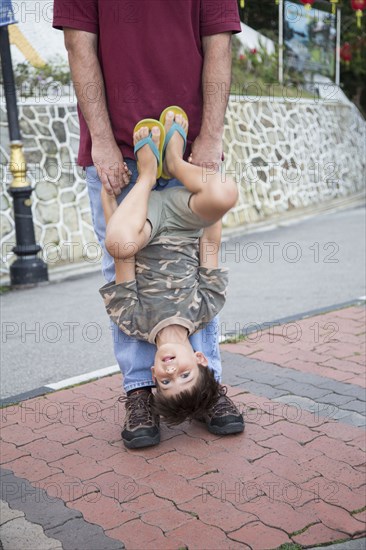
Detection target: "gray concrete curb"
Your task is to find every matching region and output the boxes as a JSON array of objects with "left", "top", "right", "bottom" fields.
[{"left": 307, "top": 539, "right": 366, "bottom": 550}]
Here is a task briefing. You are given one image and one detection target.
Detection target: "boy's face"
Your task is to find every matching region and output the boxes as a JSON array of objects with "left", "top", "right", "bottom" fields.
[{"left": 152, "top": 343, "right": 208, "bottom": 397}]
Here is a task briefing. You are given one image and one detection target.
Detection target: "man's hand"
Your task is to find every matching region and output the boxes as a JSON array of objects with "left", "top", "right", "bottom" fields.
[
  {"left": 188, "top": 134, "right": 223, "bottom": 172},
  {"left": 91, "top": 138, "right": 131, "bottom": 196}
]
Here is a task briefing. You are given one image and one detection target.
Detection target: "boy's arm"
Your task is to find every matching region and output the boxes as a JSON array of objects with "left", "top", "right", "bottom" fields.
[
  {"left": 197, "top": 227, "right": 229, "bottom": 327},
  {"left": 115, "top": 257, "right": 136, "bottom": 284},
  {"left": 199, "top": 221, "right": 222, "bottom": 268},
  {"left": 198, "top": 222, "right": 228, "bottom": 324},
  {"left": 100, "top": 187, "right": 136, "bottom": 284}
]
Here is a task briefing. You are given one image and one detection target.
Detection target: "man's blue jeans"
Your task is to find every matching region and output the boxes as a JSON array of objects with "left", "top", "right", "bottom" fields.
[{"left": 86, "top": 159, "right": 222, "bottom": 392}]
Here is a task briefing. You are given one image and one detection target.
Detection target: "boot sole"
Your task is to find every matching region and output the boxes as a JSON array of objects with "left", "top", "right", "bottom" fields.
[
  {"left": 206, "top": 422, "right": 244, "bottom": 435},
  {"left": 123, "top": 433, "right": 160, "bottom": 449}
]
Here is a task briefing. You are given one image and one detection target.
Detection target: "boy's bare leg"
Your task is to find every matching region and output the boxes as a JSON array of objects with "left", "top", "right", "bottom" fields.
[
  {"left": 104, "top": 126, "right": 161, "bottom": 261},
  {"left": 101, "top": 126, "right": 160, "bottom": 282},
  {"left": 163, "top": 112, "right": 238, "bottom": 224}
]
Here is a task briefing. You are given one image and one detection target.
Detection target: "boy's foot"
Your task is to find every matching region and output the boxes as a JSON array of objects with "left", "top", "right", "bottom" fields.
[
  {"left": 133, "top": 125, "right": 161, "bottom": 186},
  {"left": 162, "top": 111, "right": 188, "bottom": 178},
  {"left": 202, "top": 386, "right": 244, "bottom": 435},
  {"left": 119, "top": 390, "right": 160, "bottom": 449}
]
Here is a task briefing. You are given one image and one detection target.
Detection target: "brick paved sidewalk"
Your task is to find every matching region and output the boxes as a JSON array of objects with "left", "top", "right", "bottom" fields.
[{"left": 1, "top": 304, "right": 365, "bottom": 550}]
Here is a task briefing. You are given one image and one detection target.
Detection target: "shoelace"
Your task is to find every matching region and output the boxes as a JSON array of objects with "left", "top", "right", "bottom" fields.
[
  {"left": 118, "top": 392, "right": 153, "bottom": 428},
  {"left": 210, "top": 385, "right": 239, "bottom": 417}
]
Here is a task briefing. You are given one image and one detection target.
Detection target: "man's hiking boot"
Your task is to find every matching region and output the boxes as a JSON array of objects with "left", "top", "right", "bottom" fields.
[
  {"left": 119, "top": 390, "right": 160, "bottom": 449},
  {"left": 203, "top": 386, "right": 244, "bottom": 435}
]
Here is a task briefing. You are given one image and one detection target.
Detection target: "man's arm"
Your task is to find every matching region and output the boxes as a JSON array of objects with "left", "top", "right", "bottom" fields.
[
  {"left": 190, "top": 32, "right": 232, "bottom": 169},
  {"left": 64, "top": 28, "right": 130, "bottom": 195}
]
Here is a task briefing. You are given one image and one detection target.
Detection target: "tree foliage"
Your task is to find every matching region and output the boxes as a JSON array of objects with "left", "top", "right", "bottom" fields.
[
  {"left": 237, "top": 0, "right": 366, "bottom": 113},
  {"left": 339, "top": 0, "right": 366, "bottom": 112}
]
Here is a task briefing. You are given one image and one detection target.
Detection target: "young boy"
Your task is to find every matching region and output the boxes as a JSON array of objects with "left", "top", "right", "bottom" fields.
[{"left": 100, "top": 107, "right": 243, "bottom": 433}]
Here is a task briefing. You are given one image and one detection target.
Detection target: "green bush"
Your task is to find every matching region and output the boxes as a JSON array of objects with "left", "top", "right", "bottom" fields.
[
  {"left": 231, "top": 35, "right": 310, "bottom": 98},
  {"left": 0, "top": 56, "right": 71, "bottom": 97}
]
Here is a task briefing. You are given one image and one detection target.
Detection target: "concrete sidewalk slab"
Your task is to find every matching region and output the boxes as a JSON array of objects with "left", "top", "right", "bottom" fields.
[
  {"left": 1, "top": 305, "right": 365, "bottom": 550},
  {"left": 0, "top": 499, "right": 63, "bottom": 550}
]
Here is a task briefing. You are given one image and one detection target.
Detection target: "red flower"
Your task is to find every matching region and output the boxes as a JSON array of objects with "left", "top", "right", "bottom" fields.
[
  {"left": 351, "top": 0, "right": 366, "bottom": 11},
  {"left": 340, "top": 42, "right": 352, "bottom": 62}
]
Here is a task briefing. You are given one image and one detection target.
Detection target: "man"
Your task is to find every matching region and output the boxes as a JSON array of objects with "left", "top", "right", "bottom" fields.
[{"left": 53, "top": 0, "right": 243, "bottom": 449}]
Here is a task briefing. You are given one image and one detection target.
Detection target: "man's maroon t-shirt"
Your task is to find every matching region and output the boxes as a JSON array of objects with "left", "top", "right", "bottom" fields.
[{"left": 53, "top": 0, "right": 241, "bottom": 166}]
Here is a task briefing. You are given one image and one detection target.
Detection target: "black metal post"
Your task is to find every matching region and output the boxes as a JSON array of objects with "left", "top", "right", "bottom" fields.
[
  {"left": 0, "top": 23, "right": 48, "bottom": 286},
  {"left": 0, "top": 24, "right": 19, "bottom": 140}
]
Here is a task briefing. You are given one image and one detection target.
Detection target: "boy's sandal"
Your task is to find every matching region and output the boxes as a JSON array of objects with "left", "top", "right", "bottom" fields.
[
  {"left": 133, "top": 119, "right": 165, "bottom": 179},
  {"left": 159, "top": 106, "right": 189, "bottom": 179}
]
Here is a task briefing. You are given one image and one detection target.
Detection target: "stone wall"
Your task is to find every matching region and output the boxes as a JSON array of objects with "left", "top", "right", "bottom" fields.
[
  {"left": 223, "top": 97, "right": 366, "bottom": 227},
  {"left": 1, "top": 101, "right": 96, "bottom": 279},
  {"left": 1, "top": 97, "right": 365, "bottom": 279}
]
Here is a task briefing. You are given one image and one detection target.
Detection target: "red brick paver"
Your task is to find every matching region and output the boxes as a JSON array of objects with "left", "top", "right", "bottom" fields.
[
  {"left": 106, "top": 518, "right": 167, "bottom": 550},
  {"left": 68, "top": 494, "right": 139, "bottom": 530},
  {"left": 1, "top": 304, "right": 365, "bottom": 549},
  {"left": 228, "top": 520, "right": 291, "bottom": 549},
  {"left": 222, "top": 305, "right": 366, "bottom": 387},
  {"left": 292, "top": 522, "right": 350, "bottom": 546},
  {"left": 0, "top": 441, "right": 30, "bottom": 464}
]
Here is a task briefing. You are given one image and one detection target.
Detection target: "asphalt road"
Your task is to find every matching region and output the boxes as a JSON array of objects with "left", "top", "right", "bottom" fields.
[{"left": 1, "top": 204, "right": 365, "bottom": 399}]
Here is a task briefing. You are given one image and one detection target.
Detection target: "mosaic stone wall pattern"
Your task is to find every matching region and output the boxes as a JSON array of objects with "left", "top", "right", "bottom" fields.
[
  {"left": 223, "top": 98, "right": 366, "bottom": 227},
  {"left": 0, "top": 97, "right": 365, "bottom": 278},
  {"left": 0, "top": 102, "right": 95, "bottom": 279}
]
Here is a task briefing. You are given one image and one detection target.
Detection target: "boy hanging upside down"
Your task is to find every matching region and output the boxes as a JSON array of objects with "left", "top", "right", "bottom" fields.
[{"left": 100, "top": 107, "right": 244, "bottom": 444}]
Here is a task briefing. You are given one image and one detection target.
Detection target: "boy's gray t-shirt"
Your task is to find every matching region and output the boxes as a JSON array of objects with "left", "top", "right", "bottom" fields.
[
  {"left": 100, "top": 188, "right": 229, "bottom": 343},
  {"left": 100, "top": 235, "right": 228, "bottom": 343}
]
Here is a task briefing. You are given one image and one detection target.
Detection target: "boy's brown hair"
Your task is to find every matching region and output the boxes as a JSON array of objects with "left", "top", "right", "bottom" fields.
[{"left": 153, "top": 364, "right": 220, "bottom": 425}]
